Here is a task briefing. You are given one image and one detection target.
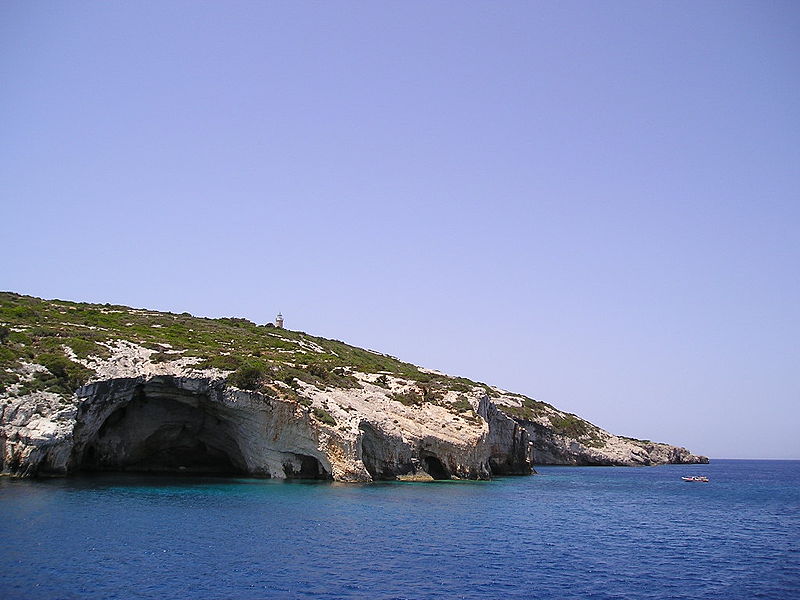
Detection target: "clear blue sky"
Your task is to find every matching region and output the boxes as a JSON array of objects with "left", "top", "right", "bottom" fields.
[{"left": 2, "top": 2, "right": 798, "bottom": 459}]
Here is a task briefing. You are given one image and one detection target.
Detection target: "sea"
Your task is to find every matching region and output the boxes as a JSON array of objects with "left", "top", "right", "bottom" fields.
[{"left": 0, "top": 459, "right": 798, "bottom": 600}]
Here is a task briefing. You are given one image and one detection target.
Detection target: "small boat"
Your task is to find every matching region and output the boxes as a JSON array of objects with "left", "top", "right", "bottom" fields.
[{"left": 681, "top": 476, "right": 709, "bottom": 482}]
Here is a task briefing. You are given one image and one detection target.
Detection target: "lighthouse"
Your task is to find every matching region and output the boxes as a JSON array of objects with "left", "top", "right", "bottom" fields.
[{"left": 275, "top": 312, "right": 284, "bottom": 328}]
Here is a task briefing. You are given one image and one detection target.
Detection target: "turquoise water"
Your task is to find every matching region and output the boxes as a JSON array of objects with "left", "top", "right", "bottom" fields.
[{"left": 0, "top": 460, "right": 798, "bottom": 599}]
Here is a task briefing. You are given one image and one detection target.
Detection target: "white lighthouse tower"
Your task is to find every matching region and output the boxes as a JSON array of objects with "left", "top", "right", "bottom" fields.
[{"left": 275, "top": 312, "right": 284, "bottom": 328}]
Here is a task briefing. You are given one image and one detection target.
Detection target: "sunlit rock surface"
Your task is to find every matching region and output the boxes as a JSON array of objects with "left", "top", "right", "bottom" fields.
[
  {"left": 490, "top": 392, "right": 709, "bottom": 466},
  {"left": 0, "top": 293, "right": 707, "bottom": 479},
  {"left": 1, "top": 343, "right": 534, "bottom": 480}
]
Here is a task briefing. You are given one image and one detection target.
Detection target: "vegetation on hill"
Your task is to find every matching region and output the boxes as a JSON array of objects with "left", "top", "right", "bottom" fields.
[
  {"left": 0, "top": 292, "right": 609, "bottom": 447},
  {"left": 0, "top": 292, "right": 481, "bottom": 400}
]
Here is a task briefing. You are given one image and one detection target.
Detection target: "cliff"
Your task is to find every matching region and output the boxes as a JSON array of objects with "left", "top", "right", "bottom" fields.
[
  {"left": 491, "top": 393, "right": 706, "bottom": 466},
  {"left": 0, "top": 292, "right": 706, "bottom": 480}
]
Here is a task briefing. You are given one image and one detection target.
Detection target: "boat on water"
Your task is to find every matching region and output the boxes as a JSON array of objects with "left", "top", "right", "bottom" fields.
[{"left": 681, "top": 476, "right": 709, "bottom": 482}]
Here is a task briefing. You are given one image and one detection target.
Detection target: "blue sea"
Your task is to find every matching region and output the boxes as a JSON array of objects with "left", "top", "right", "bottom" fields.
[{"left": 1, "top": 460, "right": 798, "bottom": 599}]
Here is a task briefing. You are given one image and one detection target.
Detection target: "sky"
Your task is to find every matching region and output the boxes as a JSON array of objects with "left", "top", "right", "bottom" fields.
[{"left": 2, "top": 2, "right": 798, "bottom": 459}]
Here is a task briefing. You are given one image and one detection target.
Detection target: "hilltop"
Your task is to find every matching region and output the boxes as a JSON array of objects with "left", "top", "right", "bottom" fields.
[{"left": 0, "top": 292, "right": 707, "bottom": 480}]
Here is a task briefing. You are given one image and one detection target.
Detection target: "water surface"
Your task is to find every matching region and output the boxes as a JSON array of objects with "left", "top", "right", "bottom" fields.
[{"left": 1, "top": 460, "right": 798, "bottom": 599}]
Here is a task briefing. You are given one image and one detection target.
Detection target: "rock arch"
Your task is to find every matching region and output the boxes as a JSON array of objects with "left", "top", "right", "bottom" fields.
[
  {"left": 421, "top": 454, "right": 451, "bottom": 480},
  {"left": 76, "top": 386, "right": 248, "bottom": 475},
  {"left": 68, "top": 376, "right": 331, "bottom": 479}
]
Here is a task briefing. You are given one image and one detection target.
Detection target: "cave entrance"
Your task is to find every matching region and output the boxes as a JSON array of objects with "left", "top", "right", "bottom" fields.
[
  {"left": 422, "top": 455, "right": 451, "bottom": 480},
  {"left": 282, "top": 453, "right": 330, "bottom": 480},
  {"left": 77, "top": 385, "right": 248, "bottom": 476}
]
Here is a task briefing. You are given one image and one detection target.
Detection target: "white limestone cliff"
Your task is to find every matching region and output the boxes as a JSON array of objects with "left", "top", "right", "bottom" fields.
[
  {"left": 1, "top": 341, "right": 532, "bottom": 480},
  {"left": 1, "top": 339, "right": 707, "bottom": 480}
]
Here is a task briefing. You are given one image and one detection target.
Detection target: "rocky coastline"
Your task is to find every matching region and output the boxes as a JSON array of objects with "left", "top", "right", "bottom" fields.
[{"left": 0, "top": 293, "right": 707, "bottom": 481}]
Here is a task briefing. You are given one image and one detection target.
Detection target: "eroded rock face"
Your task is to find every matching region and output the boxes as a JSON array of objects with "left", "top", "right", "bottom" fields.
[
  {"left": 523, "top": 421, "right": 708, "bottom": 466},
  {"left": 490, "top": 392, "right": 709, "bottom": 466},
  {"left": 67, "top": 377, "right": 334, "bottom": 479},
  {"left": 359, "top": 421, "right": 415, "bottom": 480},
  {"left": 0, "top": 339, "right": 704, "bottom": 479},
  {"left": 6, "top": 376, "right": 330, "bottom": 479},
  {"left": 478, "top": 397, "right": 534, "bottom": 475},
  {"left": 1, "top": 372, "right": 532, "bottom": 481},
  {"left": 78, "top": 390, "right": 251, "bottom": 475},
  {"left": 0, "top": 295, "right": 710, "bottom": 477}
]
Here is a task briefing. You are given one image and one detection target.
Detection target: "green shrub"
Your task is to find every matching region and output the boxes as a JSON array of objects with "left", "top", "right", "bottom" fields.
[
  {"left": 419, "top": 384, "right": 443, "bottom": 403},
  {"left": 549, "top": 414, "right": 590, "bottom": 438},
  {"left": 449, "top": 381, "right": 471, "bottom": 393},
  {"left": 312, "top": 406, "right": 336, "bottom": 426},
  {"left": 0, "top": 346, "right": 16, "bottom": 363},
  {"left": 450, "top": 395, "right": 473, "bottom": 414},
  {"left": 39, "top": 354, "right": 68, "bottom": 377},
  {"left": 8, "top": 306, "right": 37, "bottom": 319},
  {"left": 66, "top": 338, "right": 101, "bottom": 359},
  {"left": 0, "top": 370, "right": 19, "bottom": 393},
  {"left": 227, "top": 364, "right": 265, "bottom": 390},
  {"left": 37, "top": 352, "right": 92, "bottom": 393},
  {"left": 218, "top": 317, "right": 255, "bottom": 328},
  {"left": 415, "top": 372, "right": 432, "bottom": 383},
  {"left": 150, "top": 352, "right": 174, "bottom": 363},
  {"left": 203, "top": 354, "right": 243, "bottom": 370},
  {"left": 391, "top": 389, "right": 423, "bottom": 406},
  {"left": 30, "top": 326, "right": 58, "bottom": 338},
  {"left": 7, "top": 331, "right": 30, "bottom": 345},
  {"left": 306, "top": 363, "right": 329, "bottom": 379},
  {"left": 501, "top": 397, "right": 549, "bottom": 422},
  {"left": 276, "top": 366, "right": 307, "bottom": 388}
]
